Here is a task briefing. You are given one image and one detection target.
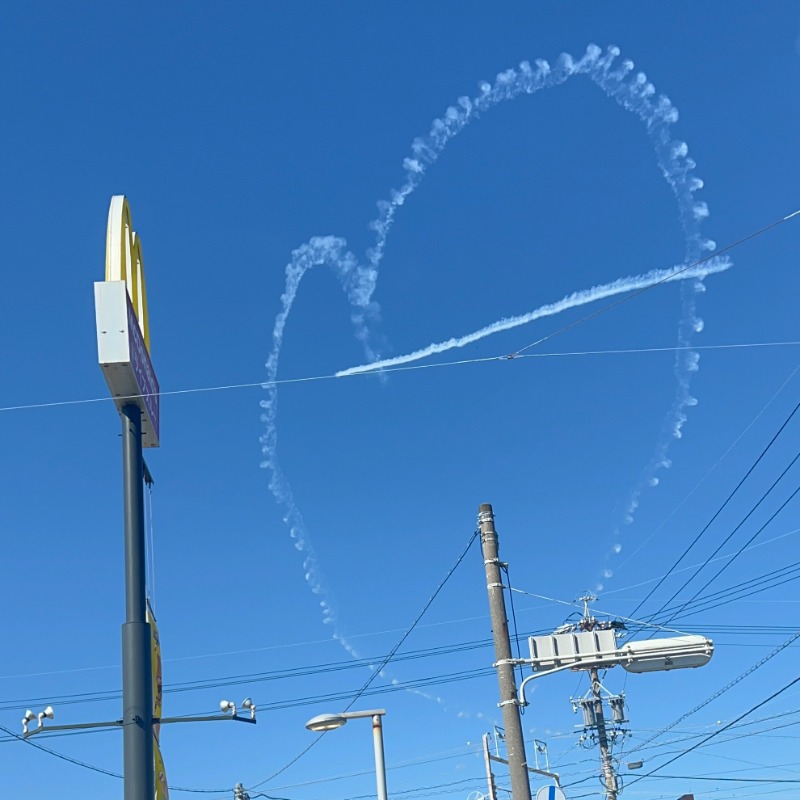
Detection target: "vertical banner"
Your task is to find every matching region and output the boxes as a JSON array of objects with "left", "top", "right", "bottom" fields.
[{"left": 148, "top": 601, "right": 169, "bottom": 800}]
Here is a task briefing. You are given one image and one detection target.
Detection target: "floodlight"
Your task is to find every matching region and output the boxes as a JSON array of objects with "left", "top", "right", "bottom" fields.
[
  {"left": 220, "top": 700, "right": 237, "bottom": 716},
  {"left": 22, "top": 710, "right": 36, "bottom": 735}
]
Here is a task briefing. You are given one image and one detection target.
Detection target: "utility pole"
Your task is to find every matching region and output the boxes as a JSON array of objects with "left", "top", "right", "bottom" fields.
[
  {"left": 578, "top": 597, "right": 618, "bottom": 800},
  {"left": 482, "top": 734, "right": 498, "bottom": 800},
  {"left": 234, "top": 784, "right": 250, "bottom": 800},
  {"left": 478, "top": 504, "right": 531, "bottom": 800},
  {"left": 122, "top": 403, "right": 155, "bottom": 800},
  {"left": 588, "top": 667, "right": 618, "bottom": 800}
]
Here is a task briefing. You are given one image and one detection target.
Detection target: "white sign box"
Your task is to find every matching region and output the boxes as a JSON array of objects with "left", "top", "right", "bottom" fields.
[{"left": 95, "top": 280, "right": 160, "bottom": 447}]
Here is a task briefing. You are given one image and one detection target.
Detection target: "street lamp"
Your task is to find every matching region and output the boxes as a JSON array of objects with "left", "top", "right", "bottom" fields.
[
  {"left": 305, "top": 709, "right": 388, "bottom": 800},
  {"left": 519, "top": 631, "right": 714, "bottom": 704}
]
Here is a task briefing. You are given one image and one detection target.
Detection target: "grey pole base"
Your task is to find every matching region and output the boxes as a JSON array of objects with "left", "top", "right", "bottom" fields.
[{"left": 121, "top": 403, "right": 154, "bottom": 800}]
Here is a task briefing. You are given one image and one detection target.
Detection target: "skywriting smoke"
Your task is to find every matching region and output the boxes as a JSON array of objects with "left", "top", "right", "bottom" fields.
[{"left": 260, "top": 44, "right": 725, "bottom": 646}]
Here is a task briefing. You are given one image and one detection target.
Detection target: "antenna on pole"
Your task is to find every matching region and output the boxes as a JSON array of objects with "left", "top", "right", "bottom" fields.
[{"left": 578, "top": 594, "right": 596, "bottom": 629}]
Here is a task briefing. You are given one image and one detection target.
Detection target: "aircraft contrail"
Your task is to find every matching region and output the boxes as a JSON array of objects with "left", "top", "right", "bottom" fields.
[
  {"left": 335, "top": 257, "right": 731, "bottom": 378},
  {"left": 260, "top": 43, "right": 725, "bottom": 655}
]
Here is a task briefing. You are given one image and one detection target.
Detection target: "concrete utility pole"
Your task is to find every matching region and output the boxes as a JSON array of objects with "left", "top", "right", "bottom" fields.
[
  {"left": 482, "top": 734, "right": 499, "bottom": 800},
  {"left": 577, "top": 598, "right": 618, "bottom": 800},
  {"left": 478, "top": 504, "right": 532, "bottom": 800},
  {"left": 122, "top": 403, "right": 154, "bottom": 800},
  {"left": 589, "top": 667, "right": 618, "bottom": 800}
]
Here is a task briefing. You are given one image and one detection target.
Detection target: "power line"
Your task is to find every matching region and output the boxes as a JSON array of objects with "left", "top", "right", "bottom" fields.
[
  {"left": 612, "top": 362, "right": 800, "bottom": 576},
  {"left": 627, "top": 631, "right": 800, "bottom": 756},
  {"left": 246, "top": 527, "right": 480, "bottom": 791},
  {"left": 650, "top": 451, "right": 800, "bottom": 629},
  {"left": 651, "top": 552, "right": 800, "bottom": 626},
  {"left": 1, "top": 340, "right": 798, "bottom": 416},
  {"left": 509, "top": 207, "right": 800, "bottom": 357},
  {"left": 626, "top": 672, "right": 800, "bottom": 787},
  {"left": 622, "top": 773, "right": 800, "bottom": 784},
  {"left": 658, "top": 477, "right": 800, "bottom": 627},
  {"left": 601, "top": 525, "right": 800, "bottom": 599},
  {"left": 627, "top": 392, "right": 800, "bottom": 622},
  {"left": 0, "top": 722, "right": 123, "bottom": 780}
]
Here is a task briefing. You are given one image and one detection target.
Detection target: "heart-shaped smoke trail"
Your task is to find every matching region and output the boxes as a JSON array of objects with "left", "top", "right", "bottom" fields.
[{"left": 260, "top": 43, "right": 728, "bottom": 657}]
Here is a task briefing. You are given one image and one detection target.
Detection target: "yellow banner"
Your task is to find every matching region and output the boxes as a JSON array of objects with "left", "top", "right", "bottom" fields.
[
  {"left": 148, "top": 601, "right": 168, "bottom": 800},
  {"left": 155, "top": 739, "right": 168, "bottom": 800}
]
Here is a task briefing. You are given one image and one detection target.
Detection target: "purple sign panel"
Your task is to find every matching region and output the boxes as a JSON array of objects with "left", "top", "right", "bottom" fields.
[{"left": 126, "top": 296, "right": 160, "bottom": 442}]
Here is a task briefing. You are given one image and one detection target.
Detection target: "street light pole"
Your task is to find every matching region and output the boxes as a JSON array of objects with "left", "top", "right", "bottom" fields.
[
  {"left": 121, "top": 403, "right": 154, "bottom": 800},
  {"left": 371, "top": 714, "right": 388, "bottom": 800},
  {"left": 306, "top": 709, "right": 388, "bottom": 800}
]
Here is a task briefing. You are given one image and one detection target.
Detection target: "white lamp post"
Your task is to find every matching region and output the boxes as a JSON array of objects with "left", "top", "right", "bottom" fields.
[{"left": 306, "top": 709, "right": 388, "bottom": 800}]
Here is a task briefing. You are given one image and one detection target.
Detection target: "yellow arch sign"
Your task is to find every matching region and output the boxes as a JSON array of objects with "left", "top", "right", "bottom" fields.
[{"left": 106, "top": 195, "right": 150, "bottom": 353}]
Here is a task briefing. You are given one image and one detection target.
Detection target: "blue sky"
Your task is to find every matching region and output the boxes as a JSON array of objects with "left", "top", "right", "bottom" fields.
[{"left": 1, "top": 2, "right": 800, "bottom": 799}]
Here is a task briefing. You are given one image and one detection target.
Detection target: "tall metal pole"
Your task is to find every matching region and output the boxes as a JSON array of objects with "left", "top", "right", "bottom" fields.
[
  {"left": 478, "top": 504, "right": 532, "bottom": 800},
  {"left": 371, "top": 714, "right": 389, "bottom": 800},
  {"left": 122, "top": 403, "right": 154, "bottom": 800},
  {"left": 482, "top": 734, "right": 498, "bottom": 800},
  {"left": 589, "top": 667, "right": 618, "bottom": 800}
]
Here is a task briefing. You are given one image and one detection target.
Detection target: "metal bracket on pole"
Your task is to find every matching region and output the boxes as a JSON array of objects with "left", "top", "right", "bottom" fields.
[
  {"left": 517, "top": 661, "right": 595, "bottom": 706},
  {"left": 158, "top": 715, "right": 256, "bottom": 726},
  {"left": 23, "top": 719, "right": 123, "bottom": 738},
  {"left": 489, "top": 753, "right": 562, "bottom": 788},
  {"left": 498, "top": 699, "right": 521, "bottom": 708}
]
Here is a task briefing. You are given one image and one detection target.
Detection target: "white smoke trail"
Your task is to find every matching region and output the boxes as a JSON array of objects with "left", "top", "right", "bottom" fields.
[
  {"left": 260, "top": 44, "right": 723, "bottom": 653},
  {"left": 336, "top": 258, "right": 731, "bottom": 378}
]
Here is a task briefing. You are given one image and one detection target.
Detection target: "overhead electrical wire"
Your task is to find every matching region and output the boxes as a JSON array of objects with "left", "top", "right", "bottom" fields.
[
  {"left": 1, "top": 340, "right": 797, "bottom": 416},
  {"left": 627, "top": 629, "right": 800, "bottom": 755},
  {"left": 0, "top": 530, "right": 482, "bottom": 796},
  {"left": 244, "top": 527, "right": 480, "bottom": 792},
  {"left": 626, "top": 393, "right": 800, "bottom": 622},
  {"left": 646, "top": 450, "right": 800, "bottom": 629},
  {"left": 0, "top": 722, "right": 123, "bottom": 780},
  {"left": 4, "top": 209, "right": 798, "bottom": 793},
  {"left": 613, "top": 363, "right": 800, "bottom": 576},
  {"left": 625, "top": 672, "right": 800, "bottom": 790},
  {"left": 508, "top": 207, "right": 800, "bottom": 357},
  {"left": 658, "top": 479, "right": 800, "bottom": 627},
  {"left": 601, "top": 525, "right": 800, "bottom": 600},
  {"left": 638, "top": 557, "right": 800, "bottom": 627}
]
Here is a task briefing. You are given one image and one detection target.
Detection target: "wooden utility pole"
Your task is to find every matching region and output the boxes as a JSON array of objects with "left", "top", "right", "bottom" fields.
[{"left": 478, "top": 503, "right": 532, "bottom": 800}]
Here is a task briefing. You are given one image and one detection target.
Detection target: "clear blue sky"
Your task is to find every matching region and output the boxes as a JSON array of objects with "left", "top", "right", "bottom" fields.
[{"left": 1, "top": 3, "right": 800, "bottom": 799}]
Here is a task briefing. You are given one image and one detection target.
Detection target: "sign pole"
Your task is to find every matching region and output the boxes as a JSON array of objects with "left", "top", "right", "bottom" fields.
[
  {"left": 96, "top": 196, "right": 161, "bottom": 800},
  {"left": 121, "top": 403, "right": 155, "bottom": 800}
]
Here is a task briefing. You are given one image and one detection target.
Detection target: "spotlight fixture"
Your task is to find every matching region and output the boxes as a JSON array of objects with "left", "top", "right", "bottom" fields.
[
  {"left": 37, "top": 706, "right": 54, "bottom": 729},
  {"left": 22, "top": 710, "right": 36, "bottom": 735},
  {"left": 241, "top": 698, "right": 256, "bottom": 720},
  {"left": 220, "top": 700, "right": 237, "bottom": 716}
]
